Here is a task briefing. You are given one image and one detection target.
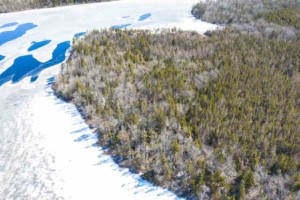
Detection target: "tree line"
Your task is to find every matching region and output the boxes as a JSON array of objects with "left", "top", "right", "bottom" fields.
[{"left": 0, "top": 0, "right": 112, "bottom": 13}]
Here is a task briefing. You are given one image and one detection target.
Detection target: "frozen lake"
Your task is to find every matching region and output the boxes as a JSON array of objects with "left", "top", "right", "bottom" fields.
[{"left": 0, "top": 0, "right": 217, "bottom": 199}]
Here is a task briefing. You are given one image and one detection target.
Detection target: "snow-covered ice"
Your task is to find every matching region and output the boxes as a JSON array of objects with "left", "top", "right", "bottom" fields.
[{"left": 0, "top": 0, "right": 218, "bottom": 199}]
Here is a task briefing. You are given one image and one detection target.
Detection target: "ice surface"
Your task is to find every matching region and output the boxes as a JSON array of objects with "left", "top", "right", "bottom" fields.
[{"left": 0, "top": 0, "right": 218, "bottom": 199}]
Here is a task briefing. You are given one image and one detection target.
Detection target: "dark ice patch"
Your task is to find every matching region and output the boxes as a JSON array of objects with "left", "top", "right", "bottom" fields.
[
  {"left": 138, "top": 13, "right": 151, "bottom": 21},
  {"left": 0, "top": 22, "right": 18, "bottom": 29},
  {"left": 28, "top": 40, "right": 51, "bottom": 52},
  {"left": 0, "top": 41, "right": 70, "bottom": 86},
  {"left": 111, "top": 24, "right": 131, "bottom": 29},
  {"left": 0, "top": 23, "right": 37, "bottom": 46},
  {"left": 74, "top": 32, "right": 86, "bottom": 38}
]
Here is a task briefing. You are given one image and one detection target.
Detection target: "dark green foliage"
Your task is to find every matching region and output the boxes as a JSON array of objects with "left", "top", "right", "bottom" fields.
[
  {"left": 294, "top": 173, "right": 300, "bottom": 191},
  {"left": 124, "top": 113, "right": 139, "bottom": 126},
  {"left": 237, "top": 180, "right": 246, "bottom": 200},
  {"left": 153, "top": 108, "right": 166, "bottom": 133},
  {"left": 141, "top": 170, "right": 159, "bottom": 185},
  {"left": 264, "top": 8, "right": 300, "bottom": 30},
  {"left": 171, "top": 139, "right": 181, "bottom": 154},
  {"left": 270, "top": 154, "right": 297, "bottom": 175},
  {"left": 205, "top": 170, "right": 226, "bottom": 194},
  {"left": 54, "top": 28, "right": 300, "bottom": 199},
  {"left": 242, "top": 170, "right": 255, "bottom": 190}
]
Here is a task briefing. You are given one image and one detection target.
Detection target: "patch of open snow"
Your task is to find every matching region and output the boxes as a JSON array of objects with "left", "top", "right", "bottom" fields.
[{"left": 0, "top": 0, "right": 218, "bottom": 199}]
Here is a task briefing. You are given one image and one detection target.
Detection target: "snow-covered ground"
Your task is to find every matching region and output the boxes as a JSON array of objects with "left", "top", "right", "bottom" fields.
[{"left": 0, "top": 1, "right": 218, "bottom": 199}]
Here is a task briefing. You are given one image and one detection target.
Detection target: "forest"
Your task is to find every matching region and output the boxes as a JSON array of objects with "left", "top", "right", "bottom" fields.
[
  {"left": 53, "top": 27, "right": 300, "bottom": 199},
  {"left": 0, "top": 0, "right": 112, "bottom": 13},
  {"left": 192, "top": 0, "right": 300, "bottom": 40}
]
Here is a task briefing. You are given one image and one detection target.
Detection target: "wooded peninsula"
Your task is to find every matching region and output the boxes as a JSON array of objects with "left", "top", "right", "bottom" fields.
[{"left": 53, "top": 0, "right": 300, "bottom": 199}]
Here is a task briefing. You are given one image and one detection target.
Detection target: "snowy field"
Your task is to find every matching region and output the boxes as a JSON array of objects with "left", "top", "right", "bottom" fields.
[{"left": 0, "top": 0, "right": 218, "bottom": 199}]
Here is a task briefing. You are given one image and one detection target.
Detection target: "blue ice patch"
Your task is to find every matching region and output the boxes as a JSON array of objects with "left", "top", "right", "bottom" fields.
[
  {"left": 0, "top": 22, "right": 18, "bottom": 29},
  {"left": 28, "top": 40, "right": 51, "bottom": 52},
  {"left": 111, "top": 24, "right": 131, "bottom": 29},
  {"left": 0, "top": 41, "right": 70, "bottom": 86},
  {"left": 0, "top": 23, "right": 37, "bottom": 46},
  {"left": 0, "top": 55, "right": 5, "bottom": 61},
  {"left": 138, "top": 13, "right": 151, "bottom": 21},
  {"left": 30, "top": 76, "right": 39, "bottom": 82},
  {"left": 74, "top": 32, "right": 86, "bottom": 38}
]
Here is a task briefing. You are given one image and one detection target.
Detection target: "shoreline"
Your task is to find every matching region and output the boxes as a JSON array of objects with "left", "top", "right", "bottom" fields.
[{"left": 51, "top": 83, "right": 184, "bottom": 199}]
